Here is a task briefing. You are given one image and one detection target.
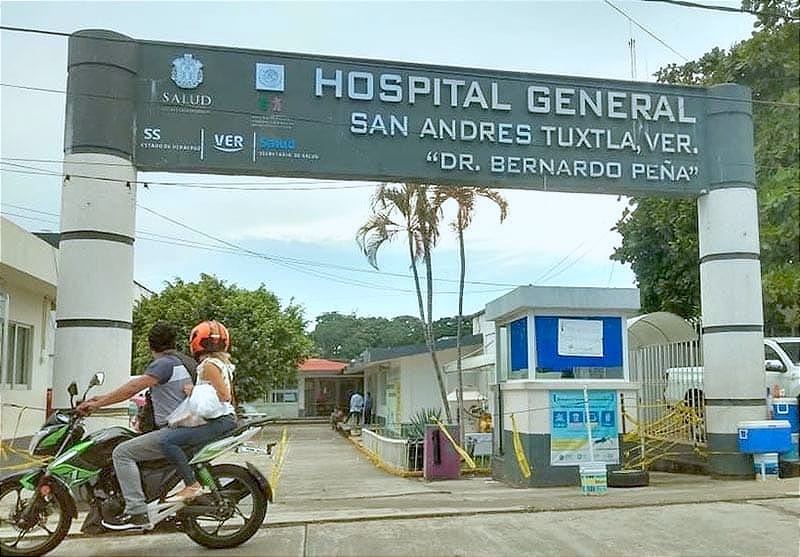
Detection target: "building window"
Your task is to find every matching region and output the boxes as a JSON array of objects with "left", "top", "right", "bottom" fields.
[
  {"left": 0, "top": 291, "right": 7, "bottom": 383},
  {"left": 270, "top": 389, "right": 298, "bottom": 403},
  {"left": 4, "top": 322, "right": 33, "bottom": 387},
  {"left": 509, "top": 317, "right": 529, "bottom": 379}
]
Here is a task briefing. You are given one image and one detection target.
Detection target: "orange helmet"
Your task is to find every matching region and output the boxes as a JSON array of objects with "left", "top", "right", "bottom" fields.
[{"left": 189, "top": 320, "right": 230, "bottom": 357}]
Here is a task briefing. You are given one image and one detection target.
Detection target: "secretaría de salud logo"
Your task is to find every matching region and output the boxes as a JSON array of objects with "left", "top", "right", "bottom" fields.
[
  {"left": 171, "top": 54, "right": 204, "bottom": 89},
  {"left": 255, "top": 63, "right": 285, "bottom": 92}
]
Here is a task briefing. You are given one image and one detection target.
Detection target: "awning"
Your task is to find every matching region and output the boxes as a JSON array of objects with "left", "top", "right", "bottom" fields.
[
  {"left": 442, "top": 353, "right": 494, "bottom": 373},
  {"left": 446, "top": 389, "right": 486, "bottom": 402},
  {"left": 627, "top": 311, "right": 697, "bottom": 350}
]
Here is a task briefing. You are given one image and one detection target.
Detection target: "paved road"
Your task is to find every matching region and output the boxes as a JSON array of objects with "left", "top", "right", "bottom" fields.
[{"left": 46, "top": 424, "right": 800, "bottom": 557}]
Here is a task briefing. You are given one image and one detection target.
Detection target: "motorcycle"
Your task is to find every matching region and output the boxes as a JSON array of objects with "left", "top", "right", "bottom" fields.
[{"left": 0, "top": 372, "right": 274, "bottom": 557}]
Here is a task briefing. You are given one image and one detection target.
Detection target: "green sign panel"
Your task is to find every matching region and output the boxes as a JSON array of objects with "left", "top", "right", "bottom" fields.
[{"left": 132, "top": 40, "right": 717, "bottom": 195}]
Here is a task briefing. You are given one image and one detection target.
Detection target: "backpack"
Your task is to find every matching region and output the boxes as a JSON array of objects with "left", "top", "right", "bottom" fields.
[{"left": 137, "top": 351, "right": 197, "bottom": 433}]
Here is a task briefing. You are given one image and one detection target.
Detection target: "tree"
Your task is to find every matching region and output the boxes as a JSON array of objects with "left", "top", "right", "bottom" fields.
[
  {"left": 311, "top": 312, "right": 479, "bottom": 360},
  {"left": 612, "top": 4, "right": 799, "bottom": 333},
  {"left": 356, "top": 183, "right": 453, "bottom": 422},
  {"left": 434, "top": 186, "right": 508, "bottom": 440},
  {"left": 311, "top": 312, "right": 428, "bottom": 361},
  {"left": 132, "top": 274, "right": 314, "bottom": 401}
]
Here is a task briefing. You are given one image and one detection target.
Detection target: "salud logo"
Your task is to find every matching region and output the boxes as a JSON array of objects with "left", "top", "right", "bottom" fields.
[
  {"left": 171, "top": 54, "right": 204, "bottom": 89},
  {"left": 255, "top": 63, "right": 285, "bottom": 92}
]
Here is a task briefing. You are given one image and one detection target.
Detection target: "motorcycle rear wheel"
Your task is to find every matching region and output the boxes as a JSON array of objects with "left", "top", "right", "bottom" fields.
[
  {"left": 0, "top": 479, "right": 72, "bottom": 557},
  {"left": 181, "top": 463, "right": 267, "bottom": 549}
]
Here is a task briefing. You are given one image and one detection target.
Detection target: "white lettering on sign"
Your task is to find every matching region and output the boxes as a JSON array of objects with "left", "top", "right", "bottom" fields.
[
  {"left": 418, "top": 119, "right": 532, "bottom": 145},
  {"left": 315, "top": 69, "right": 521, "bottom": 112},
  {"left": 315, "top": 69, "right": 698, "bottom": 124},
  {"left": 524, "top": 87, "right": 696, "bottom": 123},
  {"left": 312, "top": 66, "right": 705, "bottom": 188},
  {"left": 213, "top": 134, "right": 244, "bottom": 152},
  {"left": 350, "top": 112, "right": 408, "bottom": 136},
  {"left": 488, "top": 156, "right": 622, "bottom": 178}
]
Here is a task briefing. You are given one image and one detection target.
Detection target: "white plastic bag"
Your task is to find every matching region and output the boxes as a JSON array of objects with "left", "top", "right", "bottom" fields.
[
  {"left": 189, "top": 383, "right": 227, "bottom": 420},
  {"left": 166, "top": 397, "right": 206, "bottom": 428}
]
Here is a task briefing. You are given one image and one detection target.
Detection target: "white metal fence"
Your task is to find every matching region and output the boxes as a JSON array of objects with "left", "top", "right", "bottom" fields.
[
  {"left": 628, "top": 318, "right": 706, "bottom": 445},
  {"left": 362, "top": 427, "right": 423, "bottom": 471}
]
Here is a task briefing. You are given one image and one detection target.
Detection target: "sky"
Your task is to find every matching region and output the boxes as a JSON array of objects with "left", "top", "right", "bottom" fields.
[{"left": 0, "top": 0, "right": 757, "bottom": 327}]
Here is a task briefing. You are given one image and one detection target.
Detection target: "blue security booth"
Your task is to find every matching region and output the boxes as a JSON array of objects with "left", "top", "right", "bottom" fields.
[{"left": 485, "top": 286, "right": 641, "bottom": 486}]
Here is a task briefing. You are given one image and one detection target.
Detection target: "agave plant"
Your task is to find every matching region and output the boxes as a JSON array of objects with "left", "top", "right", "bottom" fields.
[{"left": 407, "top": 408, "right": 443, "bottom": 440}]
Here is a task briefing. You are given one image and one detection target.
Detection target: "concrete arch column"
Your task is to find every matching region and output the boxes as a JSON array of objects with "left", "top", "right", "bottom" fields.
[
  {"left": 698, "top": 84, "right": 764, "bottom": 477},
  {"left": 53, "top": 30, "right": 138, "bottom": 407}
]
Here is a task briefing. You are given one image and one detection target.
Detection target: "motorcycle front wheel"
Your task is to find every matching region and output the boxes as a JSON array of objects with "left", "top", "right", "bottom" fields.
[
  {"left": 0, "top": 478, "right": 73, "bottom": 557},
  {"left": 181, "top": 463, "right": 267, "bottom": 549}
]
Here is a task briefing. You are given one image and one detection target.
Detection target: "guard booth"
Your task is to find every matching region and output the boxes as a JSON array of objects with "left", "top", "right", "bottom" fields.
[{"left": 486, "top": 286, "right": 640, "bottom": 486}]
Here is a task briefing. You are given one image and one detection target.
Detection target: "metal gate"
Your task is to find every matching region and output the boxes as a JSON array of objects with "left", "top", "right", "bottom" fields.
[{"left": 628, "top": 317, "right": 706, "bottom": 446}]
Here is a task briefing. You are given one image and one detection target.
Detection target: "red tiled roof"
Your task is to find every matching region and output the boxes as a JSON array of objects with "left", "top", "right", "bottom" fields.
[{"left": 298, "top": 358, "right": 348, "bottom": 373}]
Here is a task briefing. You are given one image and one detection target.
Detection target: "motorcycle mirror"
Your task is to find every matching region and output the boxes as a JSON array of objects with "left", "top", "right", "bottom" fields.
[
  {"left": 89, "top": 371, "right": 105, "bottom": 387},
  {"left": 67, "top": 382, "right": 79, "bottom": 397}
]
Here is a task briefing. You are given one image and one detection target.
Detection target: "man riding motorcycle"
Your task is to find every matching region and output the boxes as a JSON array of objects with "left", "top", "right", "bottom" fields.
[{"left": 77, "top": 320, "right": 194, "bottom": 531}]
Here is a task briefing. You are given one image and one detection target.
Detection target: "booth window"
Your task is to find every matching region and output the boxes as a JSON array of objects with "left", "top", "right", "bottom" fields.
[
  {"left": 509, "top": 317, "right": 529, "bottom": 379},
  {"left": 497, "top": 325, "right": 509, "bottom": 382},
  {"left": 534, "top": 316, "right": 624, "bottom": 379}
]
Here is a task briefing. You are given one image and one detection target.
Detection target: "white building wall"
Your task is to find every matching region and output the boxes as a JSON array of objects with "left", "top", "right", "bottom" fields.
[
  {"left": 399, "top": 353, "right": 444, "bottom": 423},
  {"left": 1, "top": 218, "right": 58, "bottom": 442}
]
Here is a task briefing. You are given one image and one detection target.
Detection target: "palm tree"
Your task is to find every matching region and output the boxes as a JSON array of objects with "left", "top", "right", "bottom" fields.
[
  {"left": 356, "top": 183, "right": 453, "bottom": 423},
  {"left": 434, "top": 186, "right": 508, "bottom": 441}
]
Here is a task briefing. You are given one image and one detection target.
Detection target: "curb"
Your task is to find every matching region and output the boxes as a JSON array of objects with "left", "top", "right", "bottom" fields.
[{"left": 48, "top": 491, "right": 800, "bottom": 541}]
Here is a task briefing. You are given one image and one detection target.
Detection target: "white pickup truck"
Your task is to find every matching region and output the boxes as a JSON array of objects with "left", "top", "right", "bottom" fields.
[{"left": 665, "top": 337, "right": 800, "bottom": 404}]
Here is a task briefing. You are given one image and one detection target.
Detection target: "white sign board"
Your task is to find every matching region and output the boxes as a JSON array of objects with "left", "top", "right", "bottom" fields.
[{"left": 558, "top": 319, "right": 603, "bottom": 357}]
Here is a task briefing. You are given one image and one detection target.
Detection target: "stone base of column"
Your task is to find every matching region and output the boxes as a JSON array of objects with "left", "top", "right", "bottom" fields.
[{"left": 707, "top": 433, "right": 753, "bottom": 479}]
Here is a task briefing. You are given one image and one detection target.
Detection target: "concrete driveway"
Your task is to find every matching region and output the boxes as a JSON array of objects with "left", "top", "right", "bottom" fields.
[{"left": 45, "top": 423, "right": 800, "bottom": 556}]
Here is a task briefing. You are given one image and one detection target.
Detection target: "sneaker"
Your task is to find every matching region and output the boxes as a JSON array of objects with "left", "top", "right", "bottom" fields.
[{"left": 101, "top": 512, "right": 152, "bottom": 531}]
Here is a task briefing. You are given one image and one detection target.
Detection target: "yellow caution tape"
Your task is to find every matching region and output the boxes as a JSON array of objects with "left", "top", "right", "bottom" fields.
[
  {"left": 0, "top": 441, "right": 51, "bottom": 471},
  {"left": 510, "top": 414, "right": 532, "bottom": 479},
  {"left": 432, "top": 418, "right": 476, "bottom": 469},
  {"left": 269, "top": 427, "right": 289, "bottom": 494}
]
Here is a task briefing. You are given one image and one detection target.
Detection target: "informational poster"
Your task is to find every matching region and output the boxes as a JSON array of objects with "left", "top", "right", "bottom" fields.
[
  {"left": 558, "top": 318, "right": 604, "bottom": 357},
  {"left": 550, "top": 390, "right": 619, "bottom": 465}
]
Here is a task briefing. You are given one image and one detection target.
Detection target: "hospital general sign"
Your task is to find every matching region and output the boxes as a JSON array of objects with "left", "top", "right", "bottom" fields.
[{"left": 98, "top": 37, "right": 746, "bottom": 195}]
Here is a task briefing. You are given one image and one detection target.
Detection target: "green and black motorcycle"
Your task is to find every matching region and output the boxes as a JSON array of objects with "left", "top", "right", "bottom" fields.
[{"left": 0, "top": 372, "right": 273, "bottom": 556}]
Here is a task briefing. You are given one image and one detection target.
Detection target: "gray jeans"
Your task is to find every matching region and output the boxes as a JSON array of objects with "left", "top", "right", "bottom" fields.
[{"left": 111, "top": 429, "right": 168, "bottom": 515}]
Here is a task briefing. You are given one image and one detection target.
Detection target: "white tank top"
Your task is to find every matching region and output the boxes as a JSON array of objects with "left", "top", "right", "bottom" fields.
[{"left": 197, "top": 357, "right": 236, "bottom": 416}]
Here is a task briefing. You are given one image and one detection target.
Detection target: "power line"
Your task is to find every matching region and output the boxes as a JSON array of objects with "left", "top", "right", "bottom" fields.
[
  {"left": 0, "top": 157, "right": 370, "bottom": 185},
  {"left": 3, "top": 75, "right": 798, "bottom": 110},
  {"left": 0, "top": 161, "right": 377, "bottom": 191},
  {"left": 603, "top": 0, "right": 689, "bottom": 62},
  {"left": 0, "top": 21, "right": 798, "bottom": 107},
  {"left": 1, "top": 201, "right": 526, "bottom": 290},
  {"left": 0, "top": 23, "right": 797, "bottom": 109},
  {"left": 642, "top": 0, "right": 799, "bottom": 20}
]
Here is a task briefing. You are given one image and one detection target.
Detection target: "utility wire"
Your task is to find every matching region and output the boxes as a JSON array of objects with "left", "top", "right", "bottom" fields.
[
  {"left": 1, "top": 21, "right": 797, "bottom": 107},
  {"left": 0, "top": 161, "right": 376, "bottom": 191},
  {"left": 642, "top": 0, "right": 799, "bottom": 20},
  {"left": 603, "top": 0, "right": 689, "bottom": 61},
  {"left": 3, "top": 76, "right": 798, "bottom": 109},
  {"left": 0, "top": 201, "right": 529, "bottom": 290},
  {"left": 0, "top": 157, "right": 370, "bottom": 186},
  {"left": 0, "top": 23, "right": 798, "bottom": 108}
]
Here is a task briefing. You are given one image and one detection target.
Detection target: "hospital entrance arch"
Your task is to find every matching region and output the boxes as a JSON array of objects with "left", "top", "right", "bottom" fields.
[{"left": 58, "top": 30, "right": 761, "bottom": 477}]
